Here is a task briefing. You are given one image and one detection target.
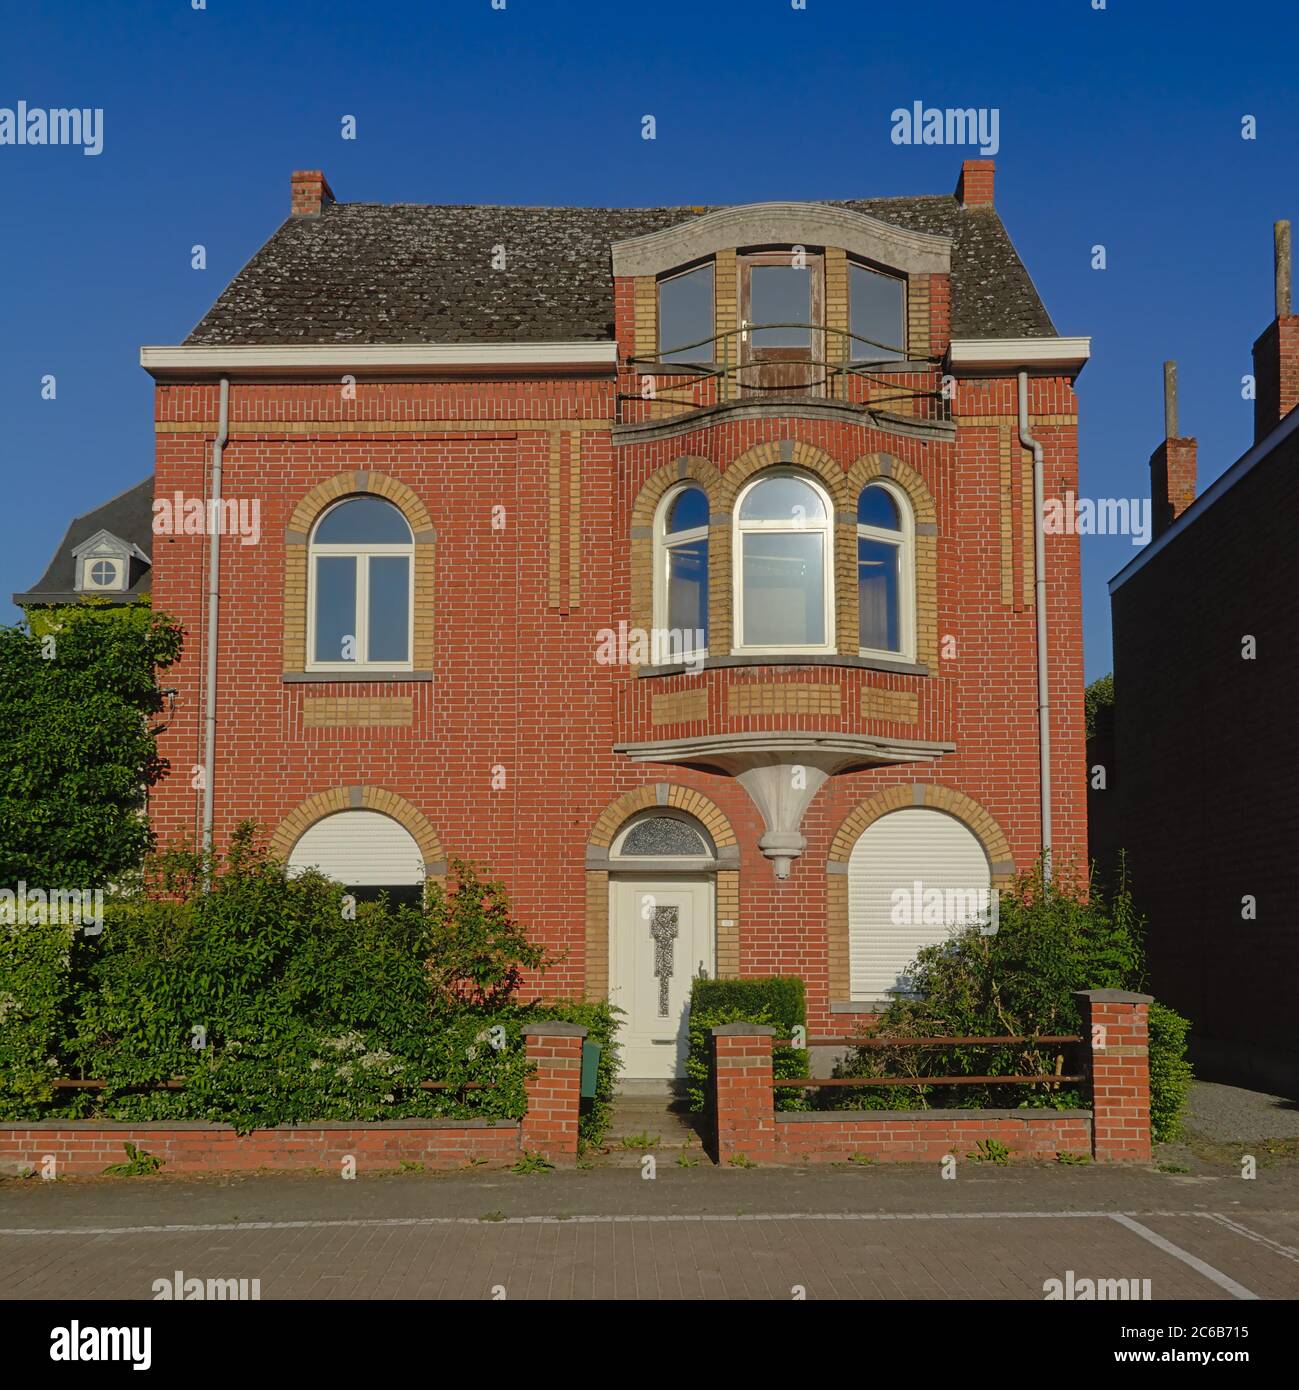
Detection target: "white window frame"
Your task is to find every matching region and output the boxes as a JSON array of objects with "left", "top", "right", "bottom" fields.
[
  {"left": 306, "top": 499, "right": 415, "bottom": 673},
  {"left": 81, "top": 554, "right": 127, "bottom": 592},
  {"left": 856, "top": 479, "right": 915, "bottom": 663},
  {"left": 653, "top": 484, "right": 710, "bottom": 660},
  {"left": 732, "top": 470, "right": 836, "bottom": 655}
]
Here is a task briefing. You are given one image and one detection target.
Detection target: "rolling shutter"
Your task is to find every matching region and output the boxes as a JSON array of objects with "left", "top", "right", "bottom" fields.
[
  {"left": 287, "top": 810, "right": 424, "bottom": 887},
  {"left": 847, "top": 808, "right": 992, "bottom": 1001}
]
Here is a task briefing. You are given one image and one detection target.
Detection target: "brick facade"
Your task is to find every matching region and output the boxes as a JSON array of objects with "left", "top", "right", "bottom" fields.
[{"left": 146, "top": 170, "right": 1087, "bottom": 1051}]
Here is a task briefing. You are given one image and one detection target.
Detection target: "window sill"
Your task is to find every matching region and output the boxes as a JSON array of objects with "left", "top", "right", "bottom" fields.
[
  {"left": 283, "top": 670, "right": 433, "bottom": 684},
  {"left": 635, "top": 653, "right": 929, "bottom": 679}
]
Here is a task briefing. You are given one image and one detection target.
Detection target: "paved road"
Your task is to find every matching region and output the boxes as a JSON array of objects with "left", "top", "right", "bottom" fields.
[{"left": 3, "top": 1164, "right": 1298, "bottom": 1300}]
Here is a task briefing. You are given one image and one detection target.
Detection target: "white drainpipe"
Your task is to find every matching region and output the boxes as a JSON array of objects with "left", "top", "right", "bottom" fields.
[
  {"left": 201, "top": 376, "right": 230, "bottom": 879},
  {"left": 1018, "top": 370, "right": 1052, "bottom": 882}
]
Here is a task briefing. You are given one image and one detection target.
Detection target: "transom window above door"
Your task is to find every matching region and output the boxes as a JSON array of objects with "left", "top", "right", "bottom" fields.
[
  {"left": 308, "top": 496, "right": 414, "bottom": 670},
  {"left": 733, "top": 471, "right": 834, "bottom": 653}
]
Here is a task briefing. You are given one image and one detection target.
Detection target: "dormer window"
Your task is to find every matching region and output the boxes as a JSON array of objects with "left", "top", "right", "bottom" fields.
[
  {"left": 71, "top": 529, "right": 147, "bottom": 595},
  {"left": 849, "top": 262, "right": 906, "bottom": 361},
  {"left": 84, "top": 557, "right": 125, "bottom": 591},
  {"left": 657, "top": 261, "right": 714, "bottom": 364}
]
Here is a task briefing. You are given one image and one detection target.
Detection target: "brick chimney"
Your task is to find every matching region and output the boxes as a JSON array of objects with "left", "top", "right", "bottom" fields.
[
  {"left": 1251, "top": 220, "right": 1299, "bottom": 442},
  {"left": 955, "top": 159, "right": 994, "bottom": 207},
  {"left": 291, "top": 170, "right": 335, "bottom": 218},
  {"left": 1149, "top": 360, "right": 1197, "bottom": 538}
]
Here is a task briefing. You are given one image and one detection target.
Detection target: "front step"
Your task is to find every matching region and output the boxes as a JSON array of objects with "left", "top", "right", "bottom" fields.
[{"left": 599, "top": 1085, "right": 709, "bottom": 1160}]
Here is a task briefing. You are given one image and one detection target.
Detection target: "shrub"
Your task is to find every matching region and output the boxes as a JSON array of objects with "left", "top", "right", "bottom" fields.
[
  {"left": 1147, "top": 1000, "right": 1194, "bottom": 1142},
  {"left": 0, "top": 601, "right": 183, "bottom": 887},
  {"left": 0, "top": 919, "right": 74, "bottom": 1119},
  {"left": 1, "top": 824, "right": 624, "bottom": 1135},
  {"left": 831, "top": 860, "right": 1193, "bottom": 1134},
  {"left": 684, "top": 976, "right": 808, "bottom": 1114}
]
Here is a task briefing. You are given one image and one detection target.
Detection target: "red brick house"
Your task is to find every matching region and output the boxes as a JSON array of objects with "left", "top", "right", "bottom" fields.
[
  {"left": 132, "top": 161, "right": 1089, "bottom": 1078},
  {"left": 1109, "top": 223, "right": 1299, "bottom": 1096}
]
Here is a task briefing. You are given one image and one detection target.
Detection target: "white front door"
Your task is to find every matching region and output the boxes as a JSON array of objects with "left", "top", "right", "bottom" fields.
[{"left": 609, "top": 877, "right": 714, "bottom": 1079}]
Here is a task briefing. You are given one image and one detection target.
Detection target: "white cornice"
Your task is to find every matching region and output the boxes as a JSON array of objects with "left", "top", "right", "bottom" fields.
[
  {"left": 139, "top": 342, "right": 619, "bottom": 379},
  {"left": 948, "top": 337, "right": 1091, "bottom": 373}
]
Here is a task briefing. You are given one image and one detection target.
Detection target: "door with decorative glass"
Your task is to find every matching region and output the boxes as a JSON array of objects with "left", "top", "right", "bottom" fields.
[{"left": 609, "top": 878, "right": 714, "bottom": 1079}]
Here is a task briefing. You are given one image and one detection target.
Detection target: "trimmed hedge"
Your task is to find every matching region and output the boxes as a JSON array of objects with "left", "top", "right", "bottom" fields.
[{"left": 684, "top": 976, "right": 809, "bottom": 1113}]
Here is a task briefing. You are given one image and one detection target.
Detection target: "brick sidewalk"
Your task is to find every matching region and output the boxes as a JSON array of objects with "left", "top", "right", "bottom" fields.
[{"left": 3, "top": 1165, "right": 1298, "bottom": 1300}]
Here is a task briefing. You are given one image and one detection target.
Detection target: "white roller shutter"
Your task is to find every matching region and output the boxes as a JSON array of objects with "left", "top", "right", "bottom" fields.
[
  {"left": 287, "top": 811, "right": 424, "bottom": 887},
  {"left": 847, "top": 808, "right": 992, "bottom": 1001}
]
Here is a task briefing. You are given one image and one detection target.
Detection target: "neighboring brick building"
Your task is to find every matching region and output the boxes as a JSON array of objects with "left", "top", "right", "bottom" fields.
[
  {"left": 1110, "top": 223, "right": 1299, "bottom": 1096},
  {"left": 121, "top": 161, "right": 1089, "bottom": 1077}
]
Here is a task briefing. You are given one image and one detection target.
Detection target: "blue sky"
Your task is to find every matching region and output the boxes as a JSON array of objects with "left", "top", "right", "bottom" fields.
[{"left": 2, "top": 0, "right": 1296, "bottom": 680}]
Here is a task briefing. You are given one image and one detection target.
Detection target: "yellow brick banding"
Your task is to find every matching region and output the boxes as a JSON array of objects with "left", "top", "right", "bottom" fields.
[
  {"left": 302, "top": 697, "right": 414, "bottom": 728},
  {"left": 859, "top": 688, "right": 919, "bottom": 724},
  {"left": 727, "top": 683, "right": 840, "bottom": 717},
  {"left": 652, "top": 688, "right": 709, "bottom": 725}
]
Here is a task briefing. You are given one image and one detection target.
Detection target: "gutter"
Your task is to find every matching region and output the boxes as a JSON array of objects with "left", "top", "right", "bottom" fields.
[
  {"left": 201, "top": 377, "right": 230, "bottom": 880},
  {"left": 140, "top": 342, "right": 618, "bottom": 380},
  {"left": 1018, "top": 371, "right": 1052, "bottom": 882}
]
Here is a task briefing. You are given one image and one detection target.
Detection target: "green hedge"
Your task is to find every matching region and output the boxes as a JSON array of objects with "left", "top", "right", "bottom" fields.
[
  {"left": 0, "top": 827, "right": 620, "bottom": 1145},
  {"left": 684, "top": 976, "right": 809, "bottom": 1113},
  {"left": 1148, "top": 1000, "right": 1194, "bottom": 1143}
]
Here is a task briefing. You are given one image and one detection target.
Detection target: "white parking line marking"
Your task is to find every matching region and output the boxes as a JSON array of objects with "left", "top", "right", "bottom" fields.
[
  {"left": 1201, "top": 1211, "right": 1299, "bottom": 1265},
  {"left": 1109, "top": 1213, "right": 1260, "bottom": 1300},
  {"left": 0, "top": 1209, "right": 1113, "bottom": 1238}
]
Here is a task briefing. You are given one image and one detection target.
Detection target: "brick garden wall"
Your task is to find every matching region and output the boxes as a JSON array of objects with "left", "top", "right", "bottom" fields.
[{"left": 710, "top": 991, "right": 1151, "bottom": 1165}]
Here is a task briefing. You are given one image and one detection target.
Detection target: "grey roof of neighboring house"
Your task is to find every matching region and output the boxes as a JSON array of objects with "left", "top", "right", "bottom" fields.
[
  {"left": 184, "top": 195, "right": 1057, "bottom": 347},
  {"left": 13, "top": 476, "right": 154, "bottom": 606}
]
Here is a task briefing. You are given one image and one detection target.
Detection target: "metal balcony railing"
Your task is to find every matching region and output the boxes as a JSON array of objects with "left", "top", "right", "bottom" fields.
[{"left": 620, "top": 323, "right": 947, "bottom": 420}]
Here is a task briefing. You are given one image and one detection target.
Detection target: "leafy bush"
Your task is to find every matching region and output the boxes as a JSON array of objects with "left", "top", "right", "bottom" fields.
[
  {"left": 1147, "top": 1000, "right": 1194, "bottom": 1142},
  {"left": 831, "top": 861, "right": 1193, "bottom": 1134},
  {"left": 1, "top": 825, "right": 623, "bottom": 1136},
  {"left": 684, "top": 976, "right": 808, "bottom": 1114},
  {"left": 0, "top": 919, "right": 74, "bottom": 1118},
  {"left": 0, "top": 601, "right": 183, "bottom": 887}
]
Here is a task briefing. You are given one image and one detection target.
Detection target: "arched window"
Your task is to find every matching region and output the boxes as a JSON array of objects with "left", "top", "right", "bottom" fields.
[
  {"left": 654, "top": 486, "right": 709, "bottom": 656},
  {"left": 308, "top": 497, "right": 414, "bottom": 670},
  {"left": 288, "top": 809, "right": 426, "bottom": 908},
  {"left": 847, "top": 808, "right": 992, "bottom": 1000},
  {"left": 857, "top": 481, "right": 914, "bottom": 659},
  {"left": 734, "top": 472, "right": 834, "bottom": 653}
]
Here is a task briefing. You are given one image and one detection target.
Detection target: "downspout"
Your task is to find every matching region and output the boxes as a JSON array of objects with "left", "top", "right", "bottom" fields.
[
  {"left": 201, "top": 376, "right": 230, "bottom": 881},
  {"left": 1018, "top": 370, "right": 1052, "bottom": 884}
]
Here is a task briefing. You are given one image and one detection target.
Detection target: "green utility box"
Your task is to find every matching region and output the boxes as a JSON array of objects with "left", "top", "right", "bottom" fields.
[{"left": 580, "top": 1040, "right": 602, "bottom": 1099}]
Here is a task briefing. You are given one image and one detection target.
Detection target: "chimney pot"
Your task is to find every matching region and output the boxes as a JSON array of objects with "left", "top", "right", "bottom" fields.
[
  {"left": 1150, "top": 361, "right": 1196, "bottom": 538},
  {"left": 955, "top": 159, "right": 994, "bottom": 208},
  {"left": 1252, "top": 218, "right": 1299, "bottom": 441},
  {"left": 1163, "top": 360, "right": 1178, "bottom": 439},
  {"left": 291, "top": 170, "right": 335, "bottom": 218}
]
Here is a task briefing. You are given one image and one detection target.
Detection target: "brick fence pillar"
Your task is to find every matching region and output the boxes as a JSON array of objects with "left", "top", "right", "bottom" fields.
[
  {"left": 1075, "top": 989, "right": 1153, "bottom": 1162},
  {"left": 520, "top": 1022, "right": 587, "bottom": 1164},
  {"left": 711, "top": 1023, "right": 778, "bottom": 1164}
]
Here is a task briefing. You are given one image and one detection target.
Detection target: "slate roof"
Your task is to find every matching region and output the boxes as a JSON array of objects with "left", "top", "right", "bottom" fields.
[
  {"left": 14, "top": 477, "right": 153, "bottom": 606},
  {"left": 185, "top": 195, "right": 1056, "bottom": 347}
]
